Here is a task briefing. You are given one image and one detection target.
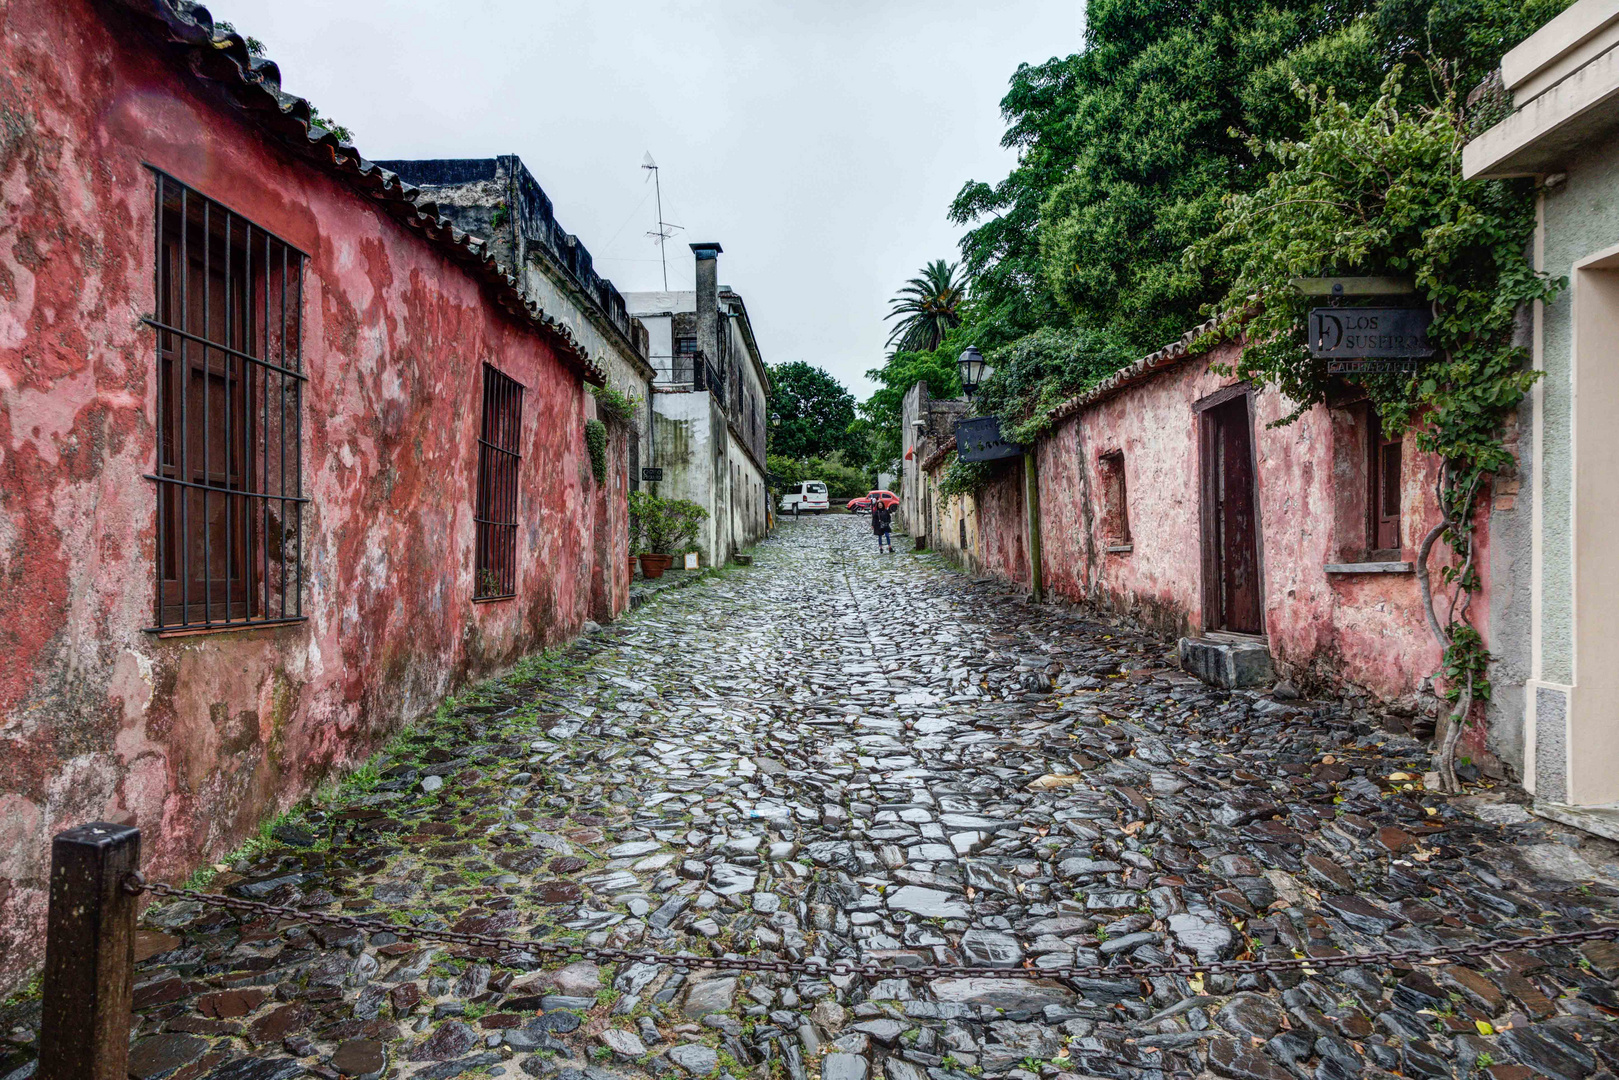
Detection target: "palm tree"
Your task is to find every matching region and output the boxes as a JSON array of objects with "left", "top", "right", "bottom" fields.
[{"left": 885, "top": 260, "right": 965, "bottom": 354}]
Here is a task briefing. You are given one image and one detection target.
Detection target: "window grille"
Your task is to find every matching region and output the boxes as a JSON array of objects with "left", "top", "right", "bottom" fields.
[
  {"left": 146, "top": 169, "right": 306, "bottom": 632},
  {"left": 475, "top": 363, "right": 525, "bottom": 600}
]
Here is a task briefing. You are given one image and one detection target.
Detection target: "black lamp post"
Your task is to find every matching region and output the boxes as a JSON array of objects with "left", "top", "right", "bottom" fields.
[{"left": 958, "top": 346, "right": 988, "bottom": 400}]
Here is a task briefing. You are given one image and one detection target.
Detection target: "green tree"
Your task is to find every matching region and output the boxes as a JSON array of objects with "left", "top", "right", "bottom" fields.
[
  {"left": 767, "top": 362, "right": 857, "bottom": 460},
  {"left": 973, "top": 327, "right": 1134, "bottom": 444},
  {"left": 950, "top": 0, "right": 1568, "bottom": 354},
  {"left": 1191, "top": 73, "right": 1557, "bottom": 789},
  {"left": 885, "top": 260, "right": 967, "bottom": 354},
  {"left": 858, "top": 327, "right": 968, "bottom": 474}
]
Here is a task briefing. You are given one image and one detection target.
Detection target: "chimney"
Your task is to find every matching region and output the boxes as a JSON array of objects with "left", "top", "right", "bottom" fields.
[{"left": 690, "top": 242, "right": 722, "bottom": 375}]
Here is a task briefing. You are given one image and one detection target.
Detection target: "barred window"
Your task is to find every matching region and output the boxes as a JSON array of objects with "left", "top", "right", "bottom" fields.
[
  {"left": 147, "top": 170, "right": 306, "bottom": 632},
  {"left": 475, "top": 363, "right": 524, "bottom": 600}
]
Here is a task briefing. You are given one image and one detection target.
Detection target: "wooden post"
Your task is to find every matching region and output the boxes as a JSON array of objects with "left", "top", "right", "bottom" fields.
[
  {"left": 38, "top": 823, "right": 141, "bottom": 1080},
  {"left": 1024, "top": 450, "right": 1044, "bottom": 604}
]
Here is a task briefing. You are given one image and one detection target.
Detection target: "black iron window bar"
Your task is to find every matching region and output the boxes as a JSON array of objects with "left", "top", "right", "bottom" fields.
[
  {"left": 144, "top": 168, "right": 307, "bottom": 633},
  {"left": 474, "top": 363, "right": 524, "bottom": 601}
]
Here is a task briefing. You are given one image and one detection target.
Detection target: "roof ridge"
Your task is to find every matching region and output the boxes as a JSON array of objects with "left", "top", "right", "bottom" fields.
[{"left": 105, "top": 0, "right": 607, "bottom": 385}]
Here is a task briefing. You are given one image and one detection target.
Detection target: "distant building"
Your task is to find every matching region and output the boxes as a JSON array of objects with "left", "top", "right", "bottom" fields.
[
  {"left": 626, "top": 245, "right": 771, "bottom": 566},
  {"left": 374, "top": 157, "right": 657, "bottom": 485},
  {"left": 1464, "top": 0, "right": 1619, "bottom": 822}
]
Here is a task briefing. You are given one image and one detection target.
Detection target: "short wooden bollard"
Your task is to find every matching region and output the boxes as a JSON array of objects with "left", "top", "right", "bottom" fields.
[{"left": 37, "top": 823, "right": 141, "bottom": 1080}]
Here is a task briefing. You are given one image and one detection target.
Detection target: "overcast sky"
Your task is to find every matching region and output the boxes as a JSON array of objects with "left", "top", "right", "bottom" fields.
[{"left": 208, "top": 0, "right": 1082, "bottom": 400}]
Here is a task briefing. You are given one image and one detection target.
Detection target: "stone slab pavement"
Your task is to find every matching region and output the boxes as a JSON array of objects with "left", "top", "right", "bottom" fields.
[{"left": 4, "top": 515, "right": 1618, "bottom": 1080}]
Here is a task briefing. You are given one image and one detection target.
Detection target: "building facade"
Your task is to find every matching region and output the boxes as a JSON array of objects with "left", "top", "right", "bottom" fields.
[
  {"left": 0, "top": 0, "right": 631, "bottom": 990},
  {"left": 1465, "top": 0, "right": 1619, "bottom": 819},
  {"left": 908, "top": 329, "right": 1494, "bottom": 756},
  {"left": 626, "top": 245, "right": 770, "bottom": 567},
  {"left": 370, "top": 157, "right": 657, "bottom": 486}
]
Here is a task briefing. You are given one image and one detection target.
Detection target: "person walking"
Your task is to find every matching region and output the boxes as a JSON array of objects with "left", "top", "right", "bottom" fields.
[{"left": 872, "top": 500, "right": 894, "bottom": 554}]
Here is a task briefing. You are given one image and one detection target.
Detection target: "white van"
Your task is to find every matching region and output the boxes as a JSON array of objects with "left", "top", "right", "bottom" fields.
[{"left": 779, "top": 480, "right": 830, "bottom": 514}]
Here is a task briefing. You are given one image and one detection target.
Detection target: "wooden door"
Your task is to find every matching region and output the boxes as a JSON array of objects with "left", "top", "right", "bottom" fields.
[{"left": 1201, "top": 396, "right": 1263, "bottom": 633}]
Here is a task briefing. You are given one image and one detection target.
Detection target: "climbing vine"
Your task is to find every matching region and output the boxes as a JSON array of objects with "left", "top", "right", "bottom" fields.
[
  {"left": 1192, "top": 71, "right": 1560, "bottom": 791},
  {"left": 584, "top": 419, "right": 608, "bottom": 485},
  {"left": 935, "top": 451, "right": 994, "bottom": 508}
]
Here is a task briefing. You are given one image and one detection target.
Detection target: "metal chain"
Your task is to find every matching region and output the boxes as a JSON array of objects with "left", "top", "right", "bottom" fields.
[{"left": 126, "top": 874, "right": 1619, "bottom": 983}]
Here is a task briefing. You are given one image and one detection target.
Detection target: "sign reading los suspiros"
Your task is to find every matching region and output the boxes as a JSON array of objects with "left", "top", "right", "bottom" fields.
[{"left": 1309, "top": 307, "right": 1434, "bottom": 373}]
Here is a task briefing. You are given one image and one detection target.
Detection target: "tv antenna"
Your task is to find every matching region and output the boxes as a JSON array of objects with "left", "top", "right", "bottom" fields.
[{"left": 642, "top": 152, "right": 682, "bottom": 290}]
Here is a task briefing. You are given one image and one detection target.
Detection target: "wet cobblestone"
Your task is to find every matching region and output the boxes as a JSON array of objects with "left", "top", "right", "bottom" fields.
[{"left": 4, "top": 515, "right": 1618, "bottom": 1080}]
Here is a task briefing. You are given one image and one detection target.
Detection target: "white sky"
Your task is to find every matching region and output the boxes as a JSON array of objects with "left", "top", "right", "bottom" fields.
[{"left": 207, "top": 0, "right": 1082, "bottom": 399}]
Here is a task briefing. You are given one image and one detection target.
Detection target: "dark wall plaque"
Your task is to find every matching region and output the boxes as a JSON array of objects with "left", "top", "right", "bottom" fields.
[
  {"left": 641, "top": 467, "right": 664, "bottom": 482},
  {"left": 955, "top": 417, "right": 1023, "bottom": 463},
  {"left": 1309, "top": 307, "right": 1434, "bottom": 359}
]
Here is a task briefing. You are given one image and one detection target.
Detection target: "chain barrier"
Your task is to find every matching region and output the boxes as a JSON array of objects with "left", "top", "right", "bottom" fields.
[{"left": 126, "top": 874, "right": 1619, "bottom": 984}]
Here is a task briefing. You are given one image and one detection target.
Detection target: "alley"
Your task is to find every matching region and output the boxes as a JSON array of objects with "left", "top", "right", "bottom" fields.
[{"left": 12, "top": 515, "right": 1619, "bottom": 1080}]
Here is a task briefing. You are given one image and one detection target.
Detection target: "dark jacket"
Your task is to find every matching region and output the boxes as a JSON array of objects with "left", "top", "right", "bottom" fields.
[{"left": 872, "top": 505, "right": 892, "bottom": 533}]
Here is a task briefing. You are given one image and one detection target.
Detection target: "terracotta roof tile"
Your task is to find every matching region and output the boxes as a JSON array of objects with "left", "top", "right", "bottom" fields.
[{"left": 105, "top": 0, "right": 607, "bottom": 385}]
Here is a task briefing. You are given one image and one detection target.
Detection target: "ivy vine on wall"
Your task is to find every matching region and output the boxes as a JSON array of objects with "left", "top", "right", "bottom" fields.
[
  {"left": 585, "top": 419, "right": 608, "bottom": 486},
  {"left": 1192, "top": 71, "right": 1562, "bottom": 791}
]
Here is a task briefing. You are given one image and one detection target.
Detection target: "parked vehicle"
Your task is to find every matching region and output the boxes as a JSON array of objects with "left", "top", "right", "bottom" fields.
[
  {"left": 845, "top": 495, "right": 873, "bottom": 514},
  {"left": 866, "top": 489, "right": 900, "bottom": 510},
  {"left": 779, "top": 480, "right": 830, "bottom": 514}
]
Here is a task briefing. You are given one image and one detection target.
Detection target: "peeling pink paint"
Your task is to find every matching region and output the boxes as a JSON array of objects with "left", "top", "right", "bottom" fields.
[
  {"left": 0, "top": 0, "right": 629, "bottom": 991},
  {"left": 939, "top": 340, "right": 1492, "bottom": 712}
]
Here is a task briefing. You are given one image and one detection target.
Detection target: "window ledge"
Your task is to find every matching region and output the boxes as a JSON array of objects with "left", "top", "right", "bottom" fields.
[
  {"left": 1105, "top": 543, "right": 1134, "bottom": 553},
  {"left": 473, "top": 595, "right": 516, "bottom": 604},
  {"left": 1324, "top": 561, "right": 1414, "bottom": 574},
  {"left": 146, "top": 617, "right": 307, "bottom": 639}
]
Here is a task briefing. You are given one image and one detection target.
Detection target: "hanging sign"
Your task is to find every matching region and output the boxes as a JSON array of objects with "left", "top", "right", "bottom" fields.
[
  {"left": 955, "top": 417, "right": 1023, "bottom": 463},
  {"left": 1309, "top": 307, "right": 1434, "bottom": 373}
]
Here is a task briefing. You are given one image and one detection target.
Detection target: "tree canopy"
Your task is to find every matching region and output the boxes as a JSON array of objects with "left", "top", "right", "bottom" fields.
[
  {"left": 947, "top": 0, "right": 1567, "bottom": 355},
  {"left": 884, "top": 260, "right": 967, "bottom": 354},
  {"left": 767, "top": 362, "right": 858, "bottom": 461}
]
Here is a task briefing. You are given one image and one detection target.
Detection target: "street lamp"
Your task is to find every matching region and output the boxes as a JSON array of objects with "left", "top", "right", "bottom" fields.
[{"left": 958, "top": 346, "right": 988, "bottom": 400}]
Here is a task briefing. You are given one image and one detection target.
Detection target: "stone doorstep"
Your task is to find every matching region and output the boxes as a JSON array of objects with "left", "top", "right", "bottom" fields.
[
  {"left": 1532, "top": 801, "right": 1619, "bottom": 843},
  {"left": 1177, "top": 636, "right": 1275, "bottom": 689}
]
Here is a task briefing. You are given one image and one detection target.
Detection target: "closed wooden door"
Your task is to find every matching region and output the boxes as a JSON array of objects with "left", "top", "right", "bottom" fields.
[{"left": 1202, "top": 397, "right": 1263, "bottom": 633}]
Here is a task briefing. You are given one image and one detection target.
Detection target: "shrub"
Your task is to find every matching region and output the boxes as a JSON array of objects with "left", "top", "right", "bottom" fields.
[
  {"left": 973, "top": 327, "right": 1134, "bottom": 445},
  {"left": 628, "top": 492, "right": 708, "bottom": 554},
  {"left": 591, "top": 383, "right": 641, "bottom": 426}
]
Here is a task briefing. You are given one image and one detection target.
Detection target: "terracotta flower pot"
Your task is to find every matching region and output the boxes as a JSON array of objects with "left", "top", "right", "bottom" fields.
[
  {"left": 638, "top": 553, "right": 672, "bottom": 580},
  {"left": 628, "top": 554, "right": 638, "bottom": 580}
]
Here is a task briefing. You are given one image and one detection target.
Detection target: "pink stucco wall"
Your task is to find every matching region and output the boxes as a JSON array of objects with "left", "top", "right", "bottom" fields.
[
  {"left": 943, "top": 340, "right": 1490, "bottom": 708},
  {"left": 0, "top": 0, "right": 628, "bottom": 991}
]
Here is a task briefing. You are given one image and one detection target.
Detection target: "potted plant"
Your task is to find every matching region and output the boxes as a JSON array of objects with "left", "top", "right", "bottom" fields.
[{"left": 629, "top": 492, "right": 708, "bottom": 579}]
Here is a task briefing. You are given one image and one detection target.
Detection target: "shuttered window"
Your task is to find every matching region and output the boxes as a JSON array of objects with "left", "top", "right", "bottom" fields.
[{"left": 147, "top": 169, "right": 305, "bottom": 632}]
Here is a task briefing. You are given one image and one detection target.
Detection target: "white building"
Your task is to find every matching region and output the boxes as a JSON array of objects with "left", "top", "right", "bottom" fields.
[{"left": 627, "top": 244, "right": 771, "bottom": 567}]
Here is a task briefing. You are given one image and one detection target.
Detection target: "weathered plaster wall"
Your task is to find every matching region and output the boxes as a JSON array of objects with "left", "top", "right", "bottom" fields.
[
  {"left": 726, "top": 438, "right": 767, "bottom": 553},
  {"left": 950, "top": 341, "right": 1491, "bottom": 713},
  {"left": 901, "top": 384, "right": 926, "bottom": 535},
  {"left": 650, "top": 391, "right": 724, "bottom": 563},
  {"left": 0, "top": 0, "right": 625, "bottom": 992}
]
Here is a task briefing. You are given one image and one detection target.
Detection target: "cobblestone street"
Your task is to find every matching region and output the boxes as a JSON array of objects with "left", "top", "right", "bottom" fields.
[{"left": 10, "top": 515, "right": 1619, "bottom": 1080}]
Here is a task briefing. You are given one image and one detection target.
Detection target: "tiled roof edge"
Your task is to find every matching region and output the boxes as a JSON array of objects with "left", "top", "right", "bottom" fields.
[
  {"left": 920, "top": 437, "right": 957, "bottom": 474},
  {"left": 1044, "top": 308, "right": 1249, "bottom": 427},
  {"left": 105, "top": 0, "right": 608, "bottom": 386}
]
